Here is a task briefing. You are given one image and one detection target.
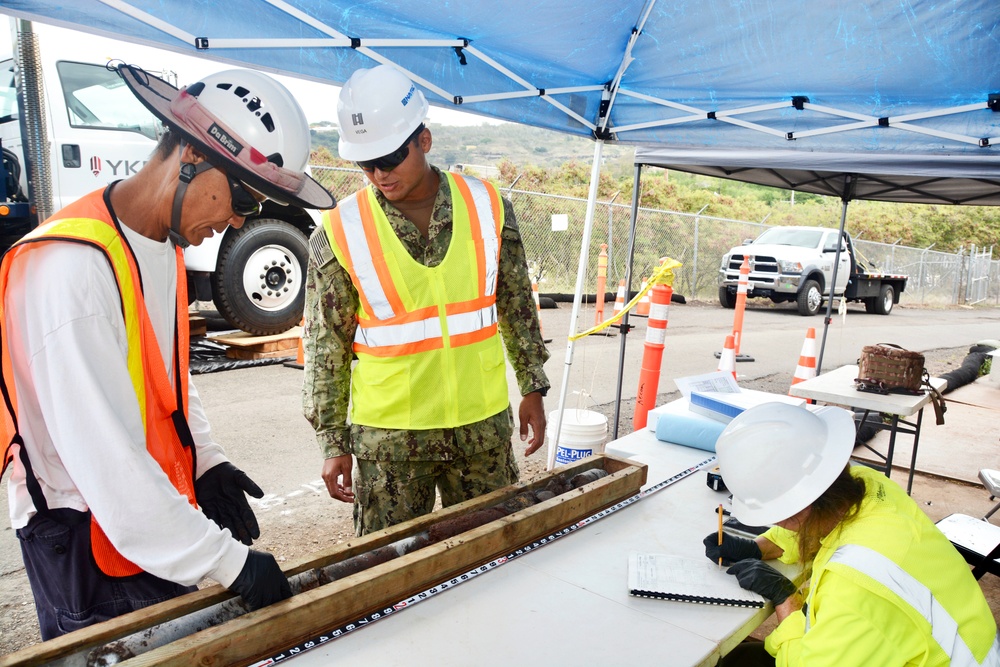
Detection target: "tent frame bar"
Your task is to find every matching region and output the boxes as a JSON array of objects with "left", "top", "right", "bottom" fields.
[
  {"left": 93, "top": 0, "right": 1000, "bottom": 149},
  {"left": 610, "top": 163, "right": 643, "bottom": 440},
  {"left": 546, "top": 139, "right": 606, "bottom": 470}
]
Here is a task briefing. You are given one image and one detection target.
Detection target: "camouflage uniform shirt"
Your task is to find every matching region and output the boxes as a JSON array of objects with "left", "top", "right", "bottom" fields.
[{"left": 303, "top": 166, "right": 550, "bottom": 462}]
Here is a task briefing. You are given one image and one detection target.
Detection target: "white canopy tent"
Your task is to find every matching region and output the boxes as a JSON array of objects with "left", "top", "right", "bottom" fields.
[{"left": 2, "top": 0, "right": 998, "bottom": 462}]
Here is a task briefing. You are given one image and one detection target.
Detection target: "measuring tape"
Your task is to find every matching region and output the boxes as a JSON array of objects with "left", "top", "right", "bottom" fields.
[{"left": 252, "top": 455, "right": 716, "bottom": 666}]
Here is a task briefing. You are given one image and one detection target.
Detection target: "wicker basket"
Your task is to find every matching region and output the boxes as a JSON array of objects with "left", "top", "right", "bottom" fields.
[{"left": 857, "top": 344, "right": 925, "bottom": 392}]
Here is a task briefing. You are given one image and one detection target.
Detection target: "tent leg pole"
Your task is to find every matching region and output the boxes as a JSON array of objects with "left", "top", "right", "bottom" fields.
[
  {"left": 818, "top": 178, "right": 854, "bottom": 375},
  {"left": 547, "top": 139, "right": 605, "bottom": 470},
  {"left": 611, "top": 163, "right": 642, "bottom": 440}
]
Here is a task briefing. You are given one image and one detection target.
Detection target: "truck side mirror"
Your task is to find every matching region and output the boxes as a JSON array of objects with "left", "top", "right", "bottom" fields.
[{"left": 742, "top": 239, "right": 753, "bottom": 245}]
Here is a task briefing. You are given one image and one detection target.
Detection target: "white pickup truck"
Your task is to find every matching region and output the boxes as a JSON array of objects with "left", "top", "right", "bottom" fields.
[{"left": 718, "top": 226, "right": 908, "bottom": 316}]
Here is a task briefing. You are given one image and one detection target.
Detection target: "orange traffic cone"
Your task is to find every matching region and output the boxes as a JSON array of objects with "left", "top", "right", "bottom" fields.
[
  {"left": 633, "top": 281, "right": 672, "bottom": 430},
  {"left": 732, "top": 256, "right": 751, "bottom": 358},
  {"left": 635, "top": 276, "right": 650, "bottom": 317},
  {"left": 717, "top": 334, "right": 737, "bottom": 380},
  {"left": 594, "top": 244, "right": 608, "bottom": 326},
  {"left": 612, "top": 279, "right": 626, "bottom": 317},
  {"left": 789, "top": 327, "right": 817, "bottom": 396}
]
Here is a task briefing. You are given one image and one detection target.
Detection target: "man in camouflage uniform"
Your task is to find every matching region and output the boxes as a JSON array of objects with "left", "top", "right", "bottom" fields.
[{"left": 303, "top": 65, "right": 550, "bottom": 535}]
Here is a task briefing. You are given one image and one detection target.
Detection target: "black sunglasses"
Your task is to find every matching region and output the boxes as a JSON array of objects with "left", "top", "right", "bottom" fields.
[
  {"left": 357, "top": 124, "right": 425, "bottom": 173},
  {"left": 227, "top": 174, "right": 264, "bottom": 217}
]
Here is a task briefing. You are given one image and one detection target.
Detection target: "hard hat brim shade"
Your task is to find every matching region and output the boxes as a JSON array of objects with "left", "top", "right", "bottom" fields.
[
  {"left": 726, "top": 405, "right": 856, "bottom": 527},
  {"left": 117, "top": 64, "right": 335, "bottom": 211},
  {"left": 338, "top": 120, "right": 423, "bottom": 162}
]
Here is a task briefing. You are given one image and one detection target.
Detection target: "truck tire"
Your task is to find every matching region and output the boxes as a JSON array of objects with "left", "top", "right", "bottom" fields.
[
  {"left": 718, "top": 286, "right": 736, "bottom": 309},
  {"left": 796, "top": 279, "right": 823, "bottom": 316},
  {"left": 870, "top": 284, "right": 894, "bottom": 315},
  {"left": 211, "top": 218, "right": 309, "bottom": 335}
]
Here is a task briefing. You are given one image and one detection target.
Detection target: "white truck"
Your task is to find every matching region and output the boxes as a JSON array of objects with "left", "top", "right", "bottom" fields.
[
  {"left": 0, "top": 23, "right": 316, "bottom": 334},
  {"left": 718, "top": 225, "right": 908, "bottom": 316}
]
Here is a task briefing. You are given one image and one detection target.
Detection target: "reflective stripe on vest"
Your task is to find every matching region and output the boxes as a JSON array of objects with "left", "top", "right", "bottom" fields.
[
  {"left": 323, "top": 172, "right": 509, "bottom": 429},
  {"left": 0, "top": 194, "right": 195, "bottom": 577},
  {"left": 828, "top": 544, "right": 1000, "bottom": 666},
  {"left": 327, "top": 172, "right": 501, "bottom": 353}
]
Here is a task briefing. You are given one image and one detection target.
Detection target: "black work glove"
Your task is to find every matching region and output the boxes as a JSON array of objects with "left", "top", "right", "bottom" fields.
[
  {"left": 702, "top": 532, "right": 763, "bottom": 566},
  {"left": 195, "top": 462, "right": 264, "bottom": 545},
  {"left": 229, "top": 550, "right": 292, "bottom": 611},
  {"left": 726, "top": 559, "right": 797, "bottom": 605}
]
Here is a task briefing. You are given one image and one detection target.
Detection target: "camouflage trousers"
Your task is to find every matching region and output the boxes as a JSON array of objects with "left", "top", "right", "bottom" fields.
[{"left": 353, "top": 444, "right": 520, "bottom": 536}]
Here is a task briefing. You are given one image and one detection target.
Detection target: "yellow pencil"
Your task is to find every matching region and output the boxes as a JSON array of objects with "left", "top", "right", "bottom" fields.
[{"left": 717, "top": 504, "right": 724, "bottom": 568}]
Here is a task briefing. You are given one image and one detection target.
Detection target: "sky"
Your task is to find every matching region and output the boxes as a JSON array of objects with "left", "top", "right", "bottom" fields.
[{"left": 1, "top": 19, "right": 502, "bottom": 127}]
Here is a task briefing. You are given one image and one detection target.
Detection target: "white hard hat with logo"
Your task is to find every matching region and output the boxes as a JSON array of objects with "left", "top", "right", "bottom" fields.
[
  {"left": 337, "top": 65, "right": 429, "bottom": 161},
  {"left": 118, "top": 64, "right": 334, "bottom": 211},
  {"left": 716, "top": 403, "right": 855, "bottom": 526}
]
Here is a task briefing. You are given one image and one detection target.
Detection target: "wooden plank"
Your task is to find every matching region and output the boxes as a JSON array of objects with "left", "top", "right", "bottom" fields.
[
  {"left": 225, "top": 346, "right": 297, "bottom": 360},
  {"left": 132, "top": 455, "right": 647, "bottom": 667},
  {"left": 188, "top": 316, "right": 207, "bottom": 337},
  {"left": 227, "top": 338, "right": 299, "bottom": 354},
  {"left": 208, "top": 327, "right": 302, "bottom": 349},
  {"left": 0, "top": 455, "right": 644, "bottom": 667}
]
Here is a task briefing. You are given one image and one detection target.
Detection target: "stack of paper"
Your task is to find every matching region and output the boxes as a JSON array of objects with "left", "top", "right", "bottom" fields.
[
  {"left": 646, "top": 372, "right": 806, "bottom": 449},
  {"left": 627, "top": 552, "right": 766, "bottom": 607},
  {"left": 689, "top": 389, "right": 805, "bottom": 423}
]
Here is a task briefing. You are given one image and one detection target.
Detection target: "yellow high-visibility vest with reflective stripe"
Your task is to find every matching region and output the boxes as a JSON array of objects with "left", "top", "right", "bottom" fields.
[
  {"left": 323, "top": 172, "right": 509, "bottom": 429},
  {"left": 778, "top": 466, "right": 1000, "bottom": 665}
]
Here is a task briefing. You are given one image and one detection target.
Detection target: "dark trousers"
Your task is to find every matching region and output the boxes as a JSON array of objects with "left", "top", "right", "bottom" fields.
[{"left": 16, "top": 508, "right": 196, "bottom": 640}]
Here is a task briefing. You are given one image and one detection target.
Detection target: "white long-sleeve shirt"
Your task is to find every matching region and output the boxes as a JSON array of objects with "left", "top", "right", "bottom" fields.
[{"left": 4, "top": 220, "right": 247, "bottom": 588}]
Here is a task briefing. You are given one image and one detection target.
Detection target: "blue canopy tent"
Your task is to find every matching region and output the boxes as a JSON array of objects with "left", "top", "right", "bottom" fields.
[{"left": 2, "top": 0, "right": 999, "bottom": 462}]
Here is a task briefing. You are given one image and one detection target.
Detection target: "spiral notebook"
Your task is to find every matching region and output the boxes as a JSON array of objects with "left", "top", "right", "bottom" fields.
[{"left": 627, "top": 551, "right": 766, "bottom": 608}]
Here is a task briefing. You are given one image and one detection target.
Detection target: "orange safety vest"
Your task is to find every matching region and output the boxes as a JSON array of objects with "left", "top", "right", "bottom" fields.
[{"left": 0, "top": 188, "right": 197, "bottom": 577}]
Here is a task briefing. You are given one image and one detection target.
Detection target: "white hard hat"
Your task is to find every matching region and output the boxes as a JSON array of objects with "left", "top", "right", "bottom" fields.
[
  {"left": 192, "top": 69, "right": 311, "bottom": 173},
  {"left": 118, "top": 64, "right": 334, "bottom": 210},
  {"left": 716, "top": 403, "right": 855, "bottom": 526},
  {"left": 337, "top": 65, "right": 429, "bottom": 161}
]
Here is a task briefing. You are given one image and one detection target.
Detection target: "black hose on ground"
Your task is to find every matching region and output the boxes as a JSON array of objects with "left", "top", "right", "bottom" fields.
[
  {"left": 939, "top": 344, "right": 995, "bottom": 395},
  {"left": 538, "top": 291, "right": 687, "bottom": 308}
]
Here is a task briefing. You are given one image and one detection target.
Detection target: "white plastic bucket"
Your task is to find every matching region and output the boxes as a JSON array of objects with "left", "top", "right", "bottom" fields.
[{"left": 549, "top": 409, "right": 608, "bottom": 466}]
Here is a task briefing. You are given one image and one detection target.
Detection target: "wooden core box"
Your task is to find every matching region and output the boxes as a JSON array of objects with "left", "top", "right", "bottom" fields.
[{"left": 3, "top": 453, "right": 646, "bottom": 667}]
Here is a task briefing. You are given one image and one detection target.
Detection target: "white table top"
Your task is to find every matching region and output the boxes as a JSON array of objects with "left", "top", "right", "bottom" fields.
[
  {"left": 788, "top": 364, "right": 947, "bottom": 417},
  {"left": 281, "top": 430, "right": 773, "bottom": 667}
]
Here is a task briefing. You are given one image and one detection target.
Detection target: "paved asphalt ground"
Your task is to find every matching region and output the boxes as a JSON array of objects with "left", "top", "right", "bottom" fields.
[{"left": 0, "top": 297, "right": 997, "bottom": 656}]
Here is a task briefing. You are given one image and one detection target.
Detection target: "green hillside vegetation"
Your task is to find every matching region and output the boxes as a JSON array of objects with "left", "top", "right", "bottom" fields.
[{"left": 310, "top": 123, "right": 1000, "bottom": 257}]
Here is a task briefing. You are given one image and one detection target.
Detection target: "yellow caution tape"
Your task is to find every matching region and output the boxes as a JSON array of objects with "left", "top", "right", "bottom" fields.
[{"left": 570, "top": 257, "right": 682, "bottom": 341}]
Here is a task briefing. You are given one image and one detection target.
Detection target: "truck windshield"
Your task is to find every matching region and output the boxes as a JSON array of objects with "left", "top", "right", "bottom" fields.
[
  {"left": 754, "top": 227, "right": 824, "bottom": 248},
  {"left": 56, "top": 60, "right": 163, "bottom": 140},
  {"left": 0, "top": 60, "right": 16, "bottom": 123}
]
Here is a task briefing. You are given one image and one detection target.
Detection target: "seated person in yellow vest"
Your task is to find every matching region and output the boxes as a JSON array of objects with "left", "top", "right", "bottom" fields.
[
  {"left": 0, "top": 65, "right": 335, "bottom": 640},
  {"left": 702, "top": 403, "right": 998, "bottom": 667},
  {"left": 303, "top": 65, "right": 550, "bottom": 536}
]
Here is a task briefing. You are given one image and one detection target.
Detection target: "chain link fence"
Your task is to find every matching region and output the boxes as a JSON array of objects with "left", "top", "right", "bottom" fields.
[{"left": 310, "top": 165, "right": 999, "bottom": 307}]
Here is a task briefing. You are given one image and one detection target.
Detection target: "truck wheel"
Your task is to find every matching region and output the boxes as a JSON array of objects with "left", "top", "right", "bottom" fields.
[
  {"left": 873, "top": 284, "right": 894, "bottom": 315},
  {"left": 211, "top": 218, "right": 309, "bottom": 335},
  {"left": 718, "top": 286, "right": 736, "bottom": 309},
  {"left": 796, "top": 279, "right": 823, "bottom": 316}
]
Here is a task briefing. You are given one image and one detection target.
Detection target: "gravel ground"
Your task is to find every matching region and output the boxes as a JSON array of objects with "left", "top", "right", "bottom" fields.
[{"left": 0, "top": 344, "right": 995, "bottom": 657}]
